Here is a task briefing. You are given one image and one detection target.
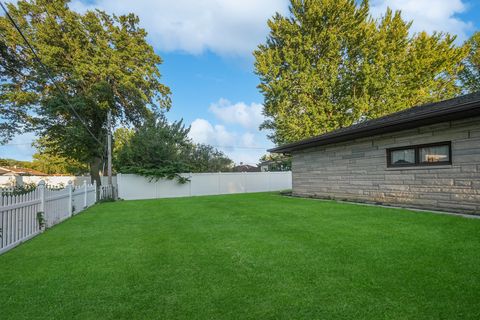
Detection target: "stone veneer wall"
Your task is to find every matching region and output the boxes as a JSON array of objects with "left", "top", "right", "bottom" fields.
[{"left": 292, "top": 116, "right": 480, "bottom": 214}]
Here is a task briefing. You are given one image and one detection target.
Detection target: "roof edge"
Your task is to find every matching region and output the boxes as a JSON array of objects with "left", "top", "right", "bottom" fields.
[{"left": 269, "top": 96, "right": 480, "bottom": 153}]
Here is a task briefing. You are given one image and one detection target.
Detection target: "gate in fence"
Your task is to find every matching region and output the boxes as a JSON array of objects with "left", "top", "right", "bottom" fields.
[{"left": 0, "top": 180, "right": 115, "bottom": 255}]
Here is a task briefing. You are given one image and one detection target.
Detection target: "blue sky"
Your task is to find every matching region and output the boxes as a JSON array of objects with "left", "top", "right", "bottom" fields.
[{"left": 1, "top": 0, "right": 479, "bottom": 164}]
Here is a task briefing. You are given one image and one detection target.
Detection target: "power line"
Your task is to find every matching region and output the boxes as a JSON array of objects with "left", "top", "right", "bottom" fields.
[{"left": 0, "top": 1, "right": 103, "bottom": 147}]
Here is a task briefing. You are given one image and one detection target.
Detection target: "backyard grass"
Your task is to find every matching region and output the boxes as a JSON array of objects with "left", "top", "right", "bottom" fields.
[{"left": 1, "top": 193, "right": 480, "bottom": 319}]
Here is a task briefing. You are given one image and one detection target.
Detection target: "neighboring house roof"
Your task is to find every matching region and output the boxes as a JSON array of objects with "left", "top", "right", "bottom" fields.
[
  {"left": 0, "top": 166, "right": 48, "bottom": 176},
  {"left": 270, "top": 91, "right": 480, "bottom": 153}
]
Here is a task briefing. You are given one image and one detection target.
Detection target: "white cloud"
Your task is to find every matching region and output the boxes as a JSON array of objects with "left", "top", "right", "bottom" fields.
[
  {"left": 188, "top": 119, "right": 236, "bottom": 147},
  {"left": 370, "top": 0, "right": 473, "bottom": 42},
  {"left": 188, "top": 118, "right": 271, "bottom": 165},
  {"left": 70, "top": 0, "right": 289, "bottom": 56},
  {"left": 70, "top": 0, "right": 474, "bottom": 56},
  {"left": 209, "top": 98, "right": 265, "bottom": 129}
]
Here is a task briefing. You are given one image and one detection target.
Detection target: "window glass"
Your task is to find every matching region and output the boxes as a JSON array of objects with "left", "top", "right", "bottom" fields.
[
  {"left": 420, "top": 145, "right": 449, "bottom": 163},
  {"left": 391, "top": 149, "right": 415, "bottom": 165}
]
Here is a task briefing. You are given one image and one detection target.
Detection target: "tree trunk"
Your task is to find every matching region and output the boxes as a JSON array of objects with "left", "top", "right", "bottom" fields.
[{"left": 89, "top": 157, "right": 102, "bottom": 187}]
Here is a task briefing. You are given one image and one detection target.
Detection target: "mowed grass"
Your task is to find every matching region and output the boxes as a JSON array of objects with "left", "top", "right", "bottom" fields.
[{"left": 1, "top": 193, "right": 480, "bottom": 319}]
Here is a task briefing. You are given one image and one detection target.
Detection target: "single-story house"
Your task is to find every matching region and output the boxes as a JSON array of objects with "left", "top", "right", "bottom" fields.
[{"left": 270, "top": 92, "right": 480, "bottom": 214}]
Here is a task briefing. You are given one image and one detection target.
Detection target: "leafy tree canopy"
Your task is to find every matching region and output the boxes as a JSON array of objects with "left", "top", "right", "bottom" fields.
[
  {"left": 0, "top": 150, "right": 87, "bottom": 175},
  {"left": 0, "top": 158, "right": 33, "bottom": 168},
  {"left": 460, "top": 32, "right": 480, "bottom": 93},
  {"left": 114, "top": 114, "right": 191, "bottom": 182},
  {"left": 254, "top": 0, "right": 468, "bottom": 145},
  {"left": 32, "top": 137, "right": 89, "bottom": 175},
  {"left": 0, "top": 0, "right": 170, "bottom": 185},
  {"left": 188, "top": 144, "right": 233, "bottom": 173},
  {"left": 259, "top": 153, "right": 292, "bottom": 171},
  {"left": 114, "top": 115, "right": 234, "bottom": 182}
]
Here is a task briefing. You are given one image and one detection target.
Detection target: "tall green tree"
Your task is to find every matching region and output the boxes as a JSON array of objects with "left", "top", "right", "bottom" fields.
[
  {"left": 187, "top": 144, "right": 233, "bottom": 173},
  {"left": 112, "top": 127, "right": 135, "bottom": 169},
  {"left": 32, "top": 137, "right": 89, "bottom": 174},
  {"left": 114, "top": 114, "right": 192, "bottom": 182},
  {"left": 113, "top": 121, "right": 234, "bottom": 178},
  {"left": 30, "top": 152, "right": 89, "bottom": 175},
  {"left": 0, "top": 152, "right": 86, "bottom": 175},
  {"left": 460, "top": 32, "right": 480, "bottom": 93},
  {"left": 0, "top": 0, "right": 171, "bottom": 185},
  {"left": 254, "top": 0, "right": 467, "bottom": 145}
]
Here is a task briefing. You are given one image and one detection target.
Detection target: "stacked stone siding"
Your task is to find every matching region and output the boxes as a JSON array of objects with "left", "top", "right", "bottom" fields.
[{"left": 292, "top": 116, "right": 480, "bottom": 214}]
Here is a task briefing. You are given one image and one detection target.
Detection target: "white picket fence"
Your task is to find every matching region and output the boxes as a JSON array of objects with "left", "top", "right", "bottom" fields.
[
  {"left": 99, "top": 184, "right": 117, "bottom": 200},
  {"left": 0, "top": 181, "right": 100, "bottom": 255},
  {"left": 0, "top": 175, "right": 118, "bottom": 188}
]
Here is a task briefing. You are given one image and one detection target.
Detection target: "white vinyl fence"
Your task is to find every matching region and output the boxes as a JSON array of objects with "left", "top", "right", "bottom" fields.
[
  {"left": 117, "top": 172, "right": 292, "bottom": 200},
  {"left": 0, "top": 181, "right": 99, "bottom": 255}
]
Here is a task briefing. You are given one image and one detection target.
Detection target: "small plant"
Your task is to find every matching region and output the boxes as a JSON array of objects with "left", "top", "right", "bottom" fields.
[
  {"left": 1, "top": 184, "right": 36, "bottom": 196},
  {"left": 46, "top": 185, "right": 64, "bottom": 191},
  {"left": 36, "top": 212, "right": 46, "bottom": 230}
]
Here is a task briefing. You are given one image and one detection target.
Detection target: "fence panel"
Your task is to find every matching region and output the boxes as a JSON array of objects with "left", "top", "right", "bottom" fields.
[
  {"left": 244, "top": 172, "right": 270, "bottom": 193},
  {"left": 0, "top": 189, "right": 41, "bottom": 255},
  {"left": 190, "top": 174, "right": 220, "bottom": 196},
  {"left": 86, "top": 184, "right": 96, "bottom": 207},
  {"left": 218, "top": 173, "right": 245, "bottom": 194},
  {"left": 117, "top": 172, "right": 292, "bottom": 200},
  {"left": 71, "top": 185, "right": 84, "bottom": 215},
  {"left": 44, "top": 187, "right": 71, "bottom": 228},
  {"left": 71, "top": 182, "right": 94, "bottom": 214},
  {"left": 99, "top": 184, "right": 117, "bottom": 201},
  {"left": 0, "top": 181, "right": 99, "bottom": 255}
]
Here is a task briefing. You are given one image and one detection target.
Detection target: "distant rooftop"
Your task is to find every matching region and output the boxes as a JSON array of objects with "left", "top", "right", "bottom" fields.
[
  {"left": 0, "top": 166, "right": 48, "bottom": 176},
  {"left": 270, "top": 92, "right": 480, "bottom": 153}
]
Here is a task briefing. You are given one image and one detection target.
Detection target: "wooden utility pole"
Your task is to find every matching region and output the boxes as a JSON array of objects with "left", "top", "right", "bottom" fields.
[{"left": 107, "top": 110, "right": 112, "bottom": 186}]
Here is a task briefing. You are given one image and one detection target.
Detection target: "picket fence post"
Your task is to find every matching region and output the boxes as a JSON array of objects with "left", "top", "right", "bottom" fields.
[
  {"left": 38, "top": 180, "right": 46, "bottom": 231},
  {"left": 38, "top": 180, "right": 45, "bottom": 213},
  {"left": 83, "top": 180, "right": 87, "bottom": 208},
  {"left": 94, "top": 182, "right": 97, "bottom": 203},
  {"left": 68, "top": 181, "right": 73, "bottom": 217}
]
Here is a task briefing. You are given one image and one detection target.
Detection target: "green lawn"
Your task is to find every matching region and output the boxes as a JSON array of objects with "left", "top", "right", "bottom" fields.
[{"left": 1, "top": 193, "right": 480, "bottom": 319}]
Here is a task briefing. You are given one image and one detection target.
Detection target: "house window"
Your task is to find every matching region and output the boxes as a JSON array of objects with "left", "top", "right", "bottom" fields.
[
  {"left": 390, "top": 148, "right": 415, "bottom": 165},
  {"left": 387, "top": 142, "right": 451, "bottom": 167},
  {"left": 419, "top": 145, "right": 450, "bottom": 164}
]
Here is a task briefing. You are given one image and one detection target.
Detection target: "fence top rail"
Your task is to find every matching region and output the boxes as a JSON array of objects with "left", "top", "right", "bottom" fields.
[
  {"left": 0, "top": 198, "right": 41, "bottom": 211},
  {"left": 118, "top": 172, "right": 293, "bottom": 178}
]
